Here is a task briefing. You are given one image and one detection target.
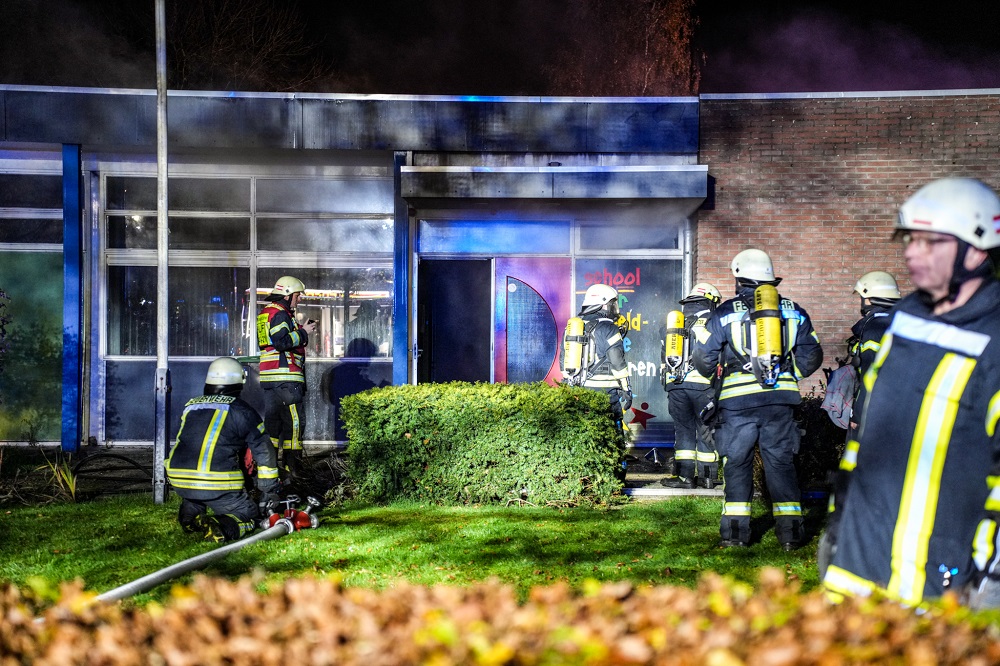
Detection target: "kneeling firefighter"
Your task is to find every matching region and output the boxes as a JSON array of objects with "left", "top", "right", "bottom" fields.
[
  {"left": 693, "top": 249, "right": 823, "bottom": 549},
  {"left": 166, "top": 357, "right": 281, "bottom": 542},
  {"left": 661, "top": 283, "right": 722, "bottom": 489},
  {"left": 561, "top": 283, "right": 633, "bottom": 422}
]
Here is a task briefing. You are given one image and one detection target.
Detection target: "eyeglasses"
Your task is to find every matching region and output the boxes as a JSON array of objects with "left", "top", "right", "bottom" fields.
[{"left": 897, "top": 232, "right": 957, "bottom": 251}]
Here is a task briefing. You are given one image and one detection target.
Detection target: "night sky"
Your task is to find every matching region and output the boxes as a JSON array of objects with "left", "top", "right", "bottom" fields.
[{"left": 1, "top": 0, "right": 998, "bottom": 94}]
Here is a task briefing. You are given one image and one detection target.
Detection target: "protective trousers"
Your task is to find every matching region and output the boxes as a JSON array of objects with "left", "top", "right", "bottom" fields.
[
  {"left": 715, "top": 404, "right": 803, "bottom": 545},
  {"left": 666, "top": 386, "right": 718, "bottom": 481},
  {"left": 263, "top": 382, "right": 306, "bottom": 477},
  {"left": 177, "top": 490, "right": 260, "bottom": 541}
]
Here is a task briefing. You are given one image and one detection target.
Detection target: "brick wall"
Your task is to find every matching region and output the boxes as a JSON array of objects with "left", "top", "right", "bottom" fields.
[{"left": 697, "top": 91, "right": 1000, "bottom": 389}]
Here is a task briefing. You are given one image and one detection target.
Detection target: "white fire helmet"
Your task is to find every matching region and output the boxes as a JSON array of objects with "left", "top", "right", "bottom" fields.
[
  {"left": 271, "top": 275, "right": 306, "bottom": 297},
  {"left": 897, "top": 178, "right": 1000, "bottom": 250},
  {"left": 681, "top": 282, "right": 722, "bottom": 304},
  {"left": 854, "top": 271, "right": 900, "bottom": 300},
  {"left": 205, "top": 357, "right": 247, "bottom": 386},
  {"left": 730, "top": 249, "right": 776, "bottom": 283},
  {"left": 581, "top": 283, "right": 619, "bottom": 314}
]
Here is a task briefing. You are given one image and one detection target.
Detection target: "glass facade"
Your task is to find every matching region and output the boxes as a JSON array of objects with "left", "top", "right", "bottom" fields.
[{"left": 0, "top": 169, "right": 63, "bottom": 442}]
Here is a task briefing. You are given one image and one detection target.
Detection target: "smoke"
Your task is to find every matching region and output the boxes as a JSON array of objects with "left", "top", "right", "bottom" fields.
[
  {"left": 700, "top": 7, "right": 1000, "bottom": 93},
  {"left": 0, "top": 0, "right": 152, "bottom": 88}
]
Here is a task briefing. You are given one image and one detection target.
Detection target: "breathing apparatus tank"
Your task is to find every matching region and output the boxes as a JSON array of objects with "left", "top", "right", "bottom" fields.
[
  {"left": 750, "top": 284, "right": 784, "bottom": 388},
  {"left": 562, "top": 316, "right": 587, "bottom": 385},
  {"left": 661, "top": 310, "right": 687, "bottom": 387}
]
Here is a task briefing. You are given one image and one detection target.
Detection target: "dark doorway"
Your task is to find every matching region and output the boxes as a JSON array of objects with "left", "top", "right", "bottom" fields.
[{"left": 417, "top": 259, "right": 492, "bottom": 383}]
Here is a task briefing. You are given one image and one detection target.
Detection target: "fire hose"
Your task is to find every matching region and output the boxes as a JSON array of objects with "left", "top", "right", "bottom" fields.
[{"left": 95, "top": 495, "right": 321, "bottom": 603}]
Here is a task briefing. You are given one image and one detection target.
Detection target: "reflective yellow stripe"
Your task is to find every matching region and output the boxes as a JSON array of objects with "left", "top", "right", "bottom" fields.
[
  {"left": 860, "top": 340, "right": 881, "bottom": 354},
  {"left": 973, "top": 519, "right": 997, "bottom": 572},
  {"left": 772, "top": 502, "right": 802, "bottom": 516},
  {"left": 283, "top": 403, "right": 302, "bottom": 451},
  {"left": 674, "top": 450, "right": 696, "bottom": 462},
  {"left": 824, "top": 565, "right": 878, "bottom": 600},
  {"left": 723, "top": 502, "right": 751, "bottom": 516},
  {"left": 199, "top": 411, "right": 228, "bottom": 470},
  {"left": 986, "top": 475, "right": 1000, "bottom": 511},
  {"left": 257, "top": 465, "right": 279, "bottom": 480},
  {"left": 887, "top": 353, "right": 976, "bottom": 606},
  {"left": 720, "top": 373, "right": 799, "bottom": 400},
  {"left": 987, "top": 391, "right": 1000, "bottom": 437},
  {"left": 695, "top": 450, "right": 718, "bottom": 463},
  {"left": 840, "top": 439, "right": 860, "bottom": 471}
]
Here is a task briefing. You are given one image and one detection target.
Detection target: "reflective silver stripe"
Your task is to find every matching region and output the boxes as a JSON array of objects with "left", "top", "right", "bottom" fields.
[
  {"left": 723, "top": 502, "right": 751, "bottom": 516},
  {"left": 889, "top": 311, "right": 990, "bottom": 356}
]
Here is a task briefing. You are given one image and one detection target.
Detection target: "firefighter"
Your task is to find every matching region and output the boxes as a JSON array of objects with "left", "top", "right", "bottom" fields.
[
  {"left": 819, "top": 272, "right": 902, "bottom": 570},
  {"left": 257, "top": 276, "right": 316, "bottom": 485},
  {"left": 166, "top": 357, "right": 280, "bottom": 542},
  {"left": 561, "top": 283, "right": 633, "bottom": 421},
  {"left": 822, "top": 178, "right": 1000, "bottom": 609},
  {"left": 661, "top": 283, "right": 722, "bottom": 489},
  {"left": 693, "top": 249, "right": 823, "bottom": 549}
]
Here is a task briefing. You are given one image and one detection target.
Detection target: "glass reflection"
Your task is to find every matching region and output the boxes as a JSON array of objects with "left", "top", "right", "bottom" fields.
[{"left": 257, "top": 267, "right": 393, "bottom": 359}]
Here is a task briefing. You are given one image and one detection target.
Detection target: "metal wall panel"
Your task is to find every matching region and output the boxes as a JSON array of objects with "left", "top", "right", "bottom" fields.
[{"left": 3, "top": 88, "right": 699, "bottom": 155}]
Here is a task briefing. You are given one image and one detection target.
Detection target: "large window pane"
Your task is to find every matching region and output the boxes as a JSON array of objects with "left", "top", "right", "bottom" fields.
[
  {"left": 108, "top": 216, "right": 250, "bottom": 250},
  {"left": 107, "top": 266, "right": 251, "bottom": 356},
  {"left": 106, "top": 177, "right": 250, "bottom": 212},
  {"left": 0, "top": 251, "right": 63, "bottom": 441},
  {"left": 0, "top": 174, "right": 62, "bottom": 208},
  {"left": 0, "top": 218, "right": 62, "bottom": 244},
  {"left": 257, "top": 267, "right": 393, "bottom": 359},
  {"left": 418, "top": 219, "right": 570, "bottom": 254},
  {"left": 258, "top": 217, "right": 392, "bottom": 253},
  {"left": 256, "top": 178, "right": 393, "bottom": 214},
  {"left": 579, "top": 223, "right": 680, "bottom": 250},
  {"left": 169, "top": 217, "right": 250, "bottom": 250},
  {"left": 574, "top": 258, "right": 683, "bottom": 446}
]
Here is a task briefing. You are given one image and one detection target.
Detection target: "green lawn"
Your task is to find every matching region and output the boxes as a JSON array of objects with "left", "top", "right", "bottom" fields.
[{"left": 0, "top": 494, "right": 827, "bottom": 605}]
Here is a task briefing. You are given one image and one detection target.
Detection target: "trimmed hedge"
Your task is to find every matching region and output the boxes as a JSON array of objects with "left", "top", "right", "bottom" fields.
[{"left": 340, "top": 382, "right": 624, "bottom": 506}]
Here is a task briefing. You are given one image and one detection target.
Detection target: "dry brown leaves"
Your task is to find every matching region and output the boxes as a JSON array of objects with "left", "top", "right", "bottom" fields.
[{"left": 3, "top": 568, "right": 1000, "bottom": 665}]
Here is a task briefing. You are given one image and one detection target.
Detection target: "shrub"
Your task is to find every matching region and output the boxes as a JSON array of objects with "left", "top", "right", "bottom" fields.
[{"left": 341, "top": 382, "right": 624, "bottom": 506}]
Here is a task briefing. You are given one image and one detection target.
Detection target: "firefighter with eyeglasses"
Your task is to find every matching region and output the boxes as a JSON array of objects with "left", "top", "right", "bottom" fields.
[
  {"left": 822, "top": 178, "right": 1000, "bottom": 610},
  {"left": 166, "top": 357, "right": 280, "bottom": 542},
  {"left": 561, "top": 283, "right": 633, "bottom": 425},
  {"left": 660, "top": 283, "right": 722, "bottom": 489},
  {"left": 257, "top": 276, "right": 316, "bottom": 487},
  {"left": 693, "top": 249, "right": 823, "bottom": 550}
]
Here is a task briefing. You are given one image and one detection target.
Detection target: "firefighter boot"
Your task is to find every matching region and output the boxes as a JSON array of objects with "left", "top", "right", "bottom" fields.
[
  {"left": 194, "top": 514, "right": 247, "bottom": 542},
  {"left": 178, "top": 499, "right": 206, "bottom": 534},
  {"left": 661, "top": 462, "right": 696, "bottom": 489}
]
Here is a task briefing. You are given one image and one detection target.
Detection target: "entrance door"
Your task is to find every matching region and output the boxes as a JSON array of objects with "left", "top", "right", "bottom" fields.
[
  {"left": 417, "top": 259, "right": 492, "bottom": 383},
  {"left": 494, "top": 257, "right": 571, "bottom": 385}
]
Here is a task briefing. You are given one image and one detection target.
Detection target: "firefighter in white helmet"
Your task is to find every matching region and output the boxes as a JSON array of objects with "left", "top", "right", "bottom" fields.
[
  {"left": 823, "top": 178, "right": 1000, "bottom": 609},
  {"left": 561, "top": 283, "right": 633, "bottom": 421},
  {"left": 693, "top": 249, "right": 823, "bottom": 549},
  {"left": 257, "top": 276, "right": 316, "bottom": 487},
  {"left": 166, "top": 357, "right": 280, "bottom": 542},
  {"left": 847, "top": 271, "right": 901, "bottom": 426},
  {"left": 661, "top": 282, "right": 722, "bottom": 489}
]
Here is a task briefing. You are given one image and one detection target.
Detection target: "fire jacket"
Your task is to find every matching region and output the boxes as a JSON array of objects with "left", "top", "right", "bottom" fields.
[
  {"left": 166, "top": 394, "right": 279, "bottom": 497},
  {"left": 850, "top": 304, "right": 894, "bottom": 380},
  {"left": 693, "top": 287, "right": 823, "bottom": 409},
  {"left": 824, "top": 278, "right": 1000, "bottom": 606},
  {"left": 257, "top": 300, "right": 309, "bottom": 383},
  {"left": 579, "top": 313, "right": 631, "bottom": 393},
  {"left": 663, "top": 302, "right": 714, "bottom": 391}
]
